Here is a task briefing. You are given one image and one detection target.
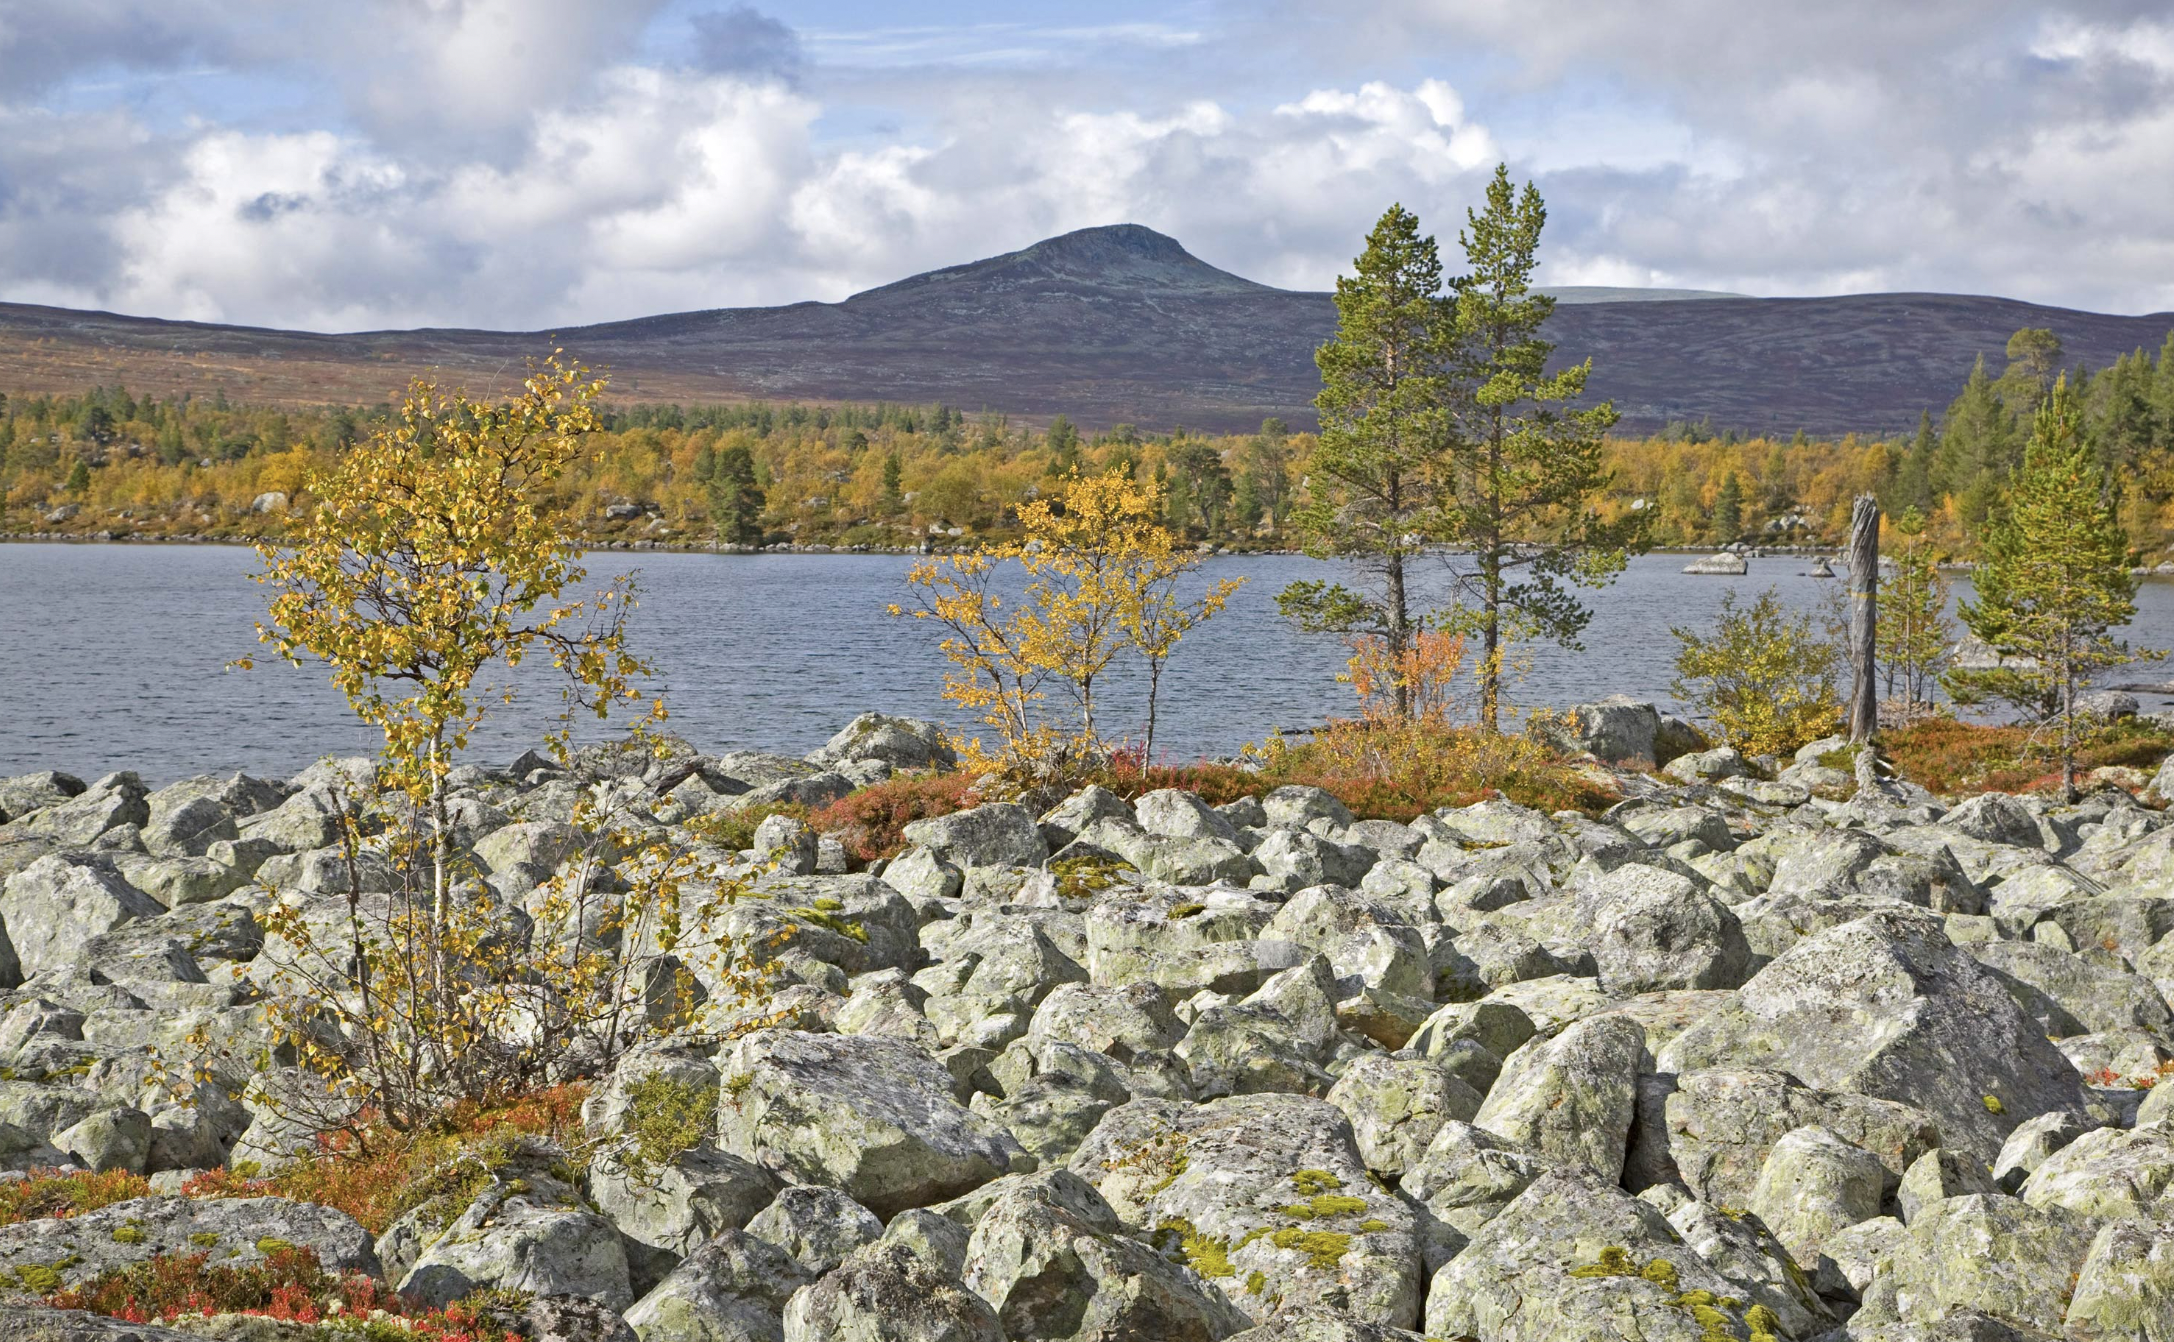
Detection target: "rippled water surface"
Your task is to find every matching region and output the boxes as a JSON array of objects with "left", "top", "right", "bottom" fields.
[{"left": 7, "top": 542, "right": 2174, "bottom": 784}]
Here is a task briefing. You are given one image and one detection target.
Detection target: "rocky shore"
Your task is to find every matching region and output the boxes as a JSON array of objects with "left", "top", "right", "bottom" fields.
[{"left": 2, "top": 706, "right": 2173, "bottom": 1341}]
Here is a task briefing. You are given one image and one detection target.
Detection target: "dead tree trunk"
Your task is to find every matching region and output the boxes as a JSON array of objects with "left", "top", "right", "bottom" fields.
[{"left": 1846, "top": 495, "right": 1881, "bottom": 743}]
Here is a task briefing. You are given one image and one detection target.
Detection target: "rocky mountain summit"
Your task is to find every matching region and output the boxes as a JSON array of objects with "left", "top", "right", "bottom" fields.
[{"left": 2, "top": 705, "right": 2173, "bottom": 1340}]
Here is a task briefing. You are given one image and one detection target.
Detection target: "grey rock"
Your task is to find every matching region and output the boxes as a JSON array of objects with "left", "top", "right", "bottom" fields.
[
  {"left": 745, "top": 1185, "right": 884, "bottom": 1275},
  {"left": 1884, "top": 1194, "right": 2094, "bottom": 1335},
  {"left": 0, "top": 855, "right": 166, "bottom": 979},
  {"left": 0, "top": 1195, "right": 376, "bottom": 1287},
  {"left": 1747, "top": 1124, "right": 1886, "bottom": 1265},
  {"left": 1473, "top": 1014, "right": 1645, "bottom": 1182},
  {"left": 1583, "top": 863, "right": 1752, "bottom": 993},
  {"left": 1658, "top": 906, "right": 2089, "bottom": 1165},
  {"left": 2064, "top": 1217, "right": 2174, "bottom": 1339},
  {"left": 810, "top": 714, "right": 956, "bottom": 770},
  {"left": 903, "top": 805, "right": 1049, "bottom": 870},
  {"left": 624, "top": 1230, "right": 813, "bottom": 1342},
  {"left": 781, "top": 1240, "right": 1003, "bottom": 1342},
  {"left": 719, "top": 1030, "right": 1032, "bottom": 1218},
  {"left": 959, "top": 1169, "right": 1249, "bottom": 1342},
  {"left": 1324, "top": 1053, "right": 1482, "bottom": 1177}
]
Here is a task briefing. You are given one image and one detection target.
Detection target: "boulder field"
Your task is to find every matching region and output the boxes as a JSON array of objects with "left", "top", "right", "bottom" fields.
[{"left": 1, "top": 706, "right": 2172, "bottom": 1341}]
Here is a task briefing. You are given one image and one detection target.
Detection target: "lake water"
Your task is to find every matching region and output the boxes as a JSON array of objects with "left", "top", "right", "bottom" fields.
[{"left": 6, "top": 542, "right": 2174, "bottom": 785}]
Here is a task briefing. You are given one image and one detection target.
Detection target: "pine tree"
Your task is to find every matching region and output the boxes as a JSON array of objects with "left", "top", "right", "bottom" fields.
[
  {"left": 1711, "top": 473, "right": 1743, "bottom": 543},
  {"left": 1932, "top": 355, "right": 2017, "bottom": 532},
  {"left": 65, "top": 458, "right": 91, "bottom": 494},
  {"left": 1946, "top": 376, "right": 2139, "bottom": 799},
  {"left": 1439, "top": 165, "right": 1637, "bottom": 730},
  {"left": 709, "top": 445, "right": 766, "bottom": 545},
  {"left": 1279, "top": 204, "right": 1455, "bottom": 719},
  {"left": 880, "top": 450, "right": 905, "bottom": 514}
]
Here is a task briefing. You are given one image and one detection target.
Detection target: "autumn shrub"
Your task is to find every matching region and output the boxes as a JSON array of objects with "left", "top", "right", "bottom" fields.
[
  {"left": 805, "top": 772, "right": 979, "bottom": 864},
  {"left": 0, "top": 1169, "right": 151, "bottom": 1226},
  {"left": 183, "top": 1084, "right": 587, "bottom": 1235},
  {"left": 686, "top": 800, "right": 810, "bottom": 853},
  {"left": 46, "top": 1245, "right": 513, "bottom": 1342},
  {"left": 1111, "top": 718, "right": 1617, "bottom": 820},
  {"left": 1883, "top": 716, "right": 2174, "bottom": 797},
  {"left": 1671, "top": 587, "right": 1843, "bottom": 758}
]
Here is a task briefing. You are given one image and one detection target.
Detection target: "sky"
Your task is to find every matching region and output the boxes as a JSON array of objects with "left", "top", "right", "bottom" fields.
[{"left": 1, "top": 0, "right": 2171, "bottom": 331}]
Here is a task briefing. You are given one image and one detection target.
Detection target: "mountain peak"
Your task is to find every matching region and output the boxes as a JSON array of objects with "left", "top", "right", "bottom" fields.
[{"left": 850, "top": 223, "right": 1268, "bottom": 302}]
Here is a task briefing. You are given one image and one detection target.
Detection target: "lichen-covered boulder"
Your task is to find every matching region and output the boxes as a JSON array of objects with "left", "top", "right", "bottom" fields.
[
  {"left": 1323, "top": 1054, "right": 1480, "bottom": 1177},
  {"left": 0, "top": 1196, "right": 377, "bottom": 1289},
  {"left": 1897, "top": 1147, "right": 1998, "bottom": 1224},
  {"left": 2064, "top": 1217, "right": 2174, "bottom": 1340},
  {"left": 745, "top": 1185, "right": 883, "bottom": 1276},
  {"left": 1666, "top": 1199, "right": 1835, "bottom": 1338},
  {"left": 1883, "top": 1194, "right": 2094, "bottom": 1335},
  {"left": 1069, "top": 1093, "right": 1422, "bottom": 1330},
  {"left": 782, "top": 1240, "right": 1004, "bottom": 1342},
  {"left": 2017, "top": 1120, "right": 2174, "bottom": 1221},
  {"left": 1582, "top": 864, "right": 1752, "bottom": 993},
  {"left": 589, "top": 1143, "right": 779, "bottom": 1290},
  {"left": 719, "top": 1031, "right": 1032, "bottom": 1218},
  {"left": 401, "top": 1189, "right": 630, "bottom": 1311},
  {"left": 902, "top": 805, "right": 1049, "bottom": 870},
  {"left": 1746, "top": 1124, "right": 1886, "bottom": 1267},
  {"left": 624, "top": 1230, "right": 814, "bottom": 1342},
  {"left": 1472, "top": 1014, "right": 1645, "bottom": 1182},
  {"left": 0, "top": 855, "right": 165, "bottom": 979},
  {"left": 1424, "top": 1168, "right": 1775, "bottom": 1342},
  {"left": 959, "top": 1169, "right": 1249, "bottom": 1342},
  {"left": 1658, "top": 906, "right": 2089, "bottom": 1164}
]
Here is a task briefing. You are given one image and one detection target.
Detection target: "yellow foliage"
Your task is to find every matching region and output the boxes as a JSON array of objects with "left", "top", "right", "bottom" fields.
[
  {"left": 245, "top": 354, "right": 767, "bottom": 1139},
  {"left": 1671, "top": 586, "right": 1843, "bottom": 757},
  {"left": 891, "top": 469, "right": 1241, "bottom": 784}
]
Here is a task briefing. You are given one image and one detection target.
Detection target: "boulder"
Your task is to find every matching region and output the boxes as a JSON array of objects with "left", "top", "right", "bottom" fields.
[
  {"left": 1473, "top": 1014, "right": 1645, "bottom": 1182},
  {"left": 2017, "top": 1120, "right": 2174, "bottom": 1221},
  {"left": 811, "top": 714, "right": 957, "bottom": 770},
  {"left": 1746, "top": 1124, "right": 1887, "bottom": 1266},
  {"left": 1560, "top": 696, "right": 1661, "bottom": 766},
  {"left": 2064, "top": 1218, "right": 2174, "bottom": 1339},
  {"left": 1657, "top": 906, "right": 2089, "bottom": 1164},
  {"left": 1626, "top": 1069, "right": 1939, "bottom": 1207},
  {"left": 0, "top": 1195, "right": 376, "bottom": 1287},
  {"left": 745, "top": 1185, "right": 884, "bottom": 1275},
  {"left": 1883, "top": 1194, "right": 2094, "bottom": 1335},
  {"left": 959, "top": 1169, "right": 1250, "bottom": 1342},
  {"left": 718, "top": 1030, "right": 1032, "bottom": 1217},
  {"left": 1069, "top": 1093, "right": 1422, "bottom": 1329},
  {"left": 1582, "top": 864, "right": 1753, "bottom": 993},
  {"left": 1323, "top": 1053, "right": 1482, "bottom": 1177},
  {"left": 902, "top": 805, "right": 1049, "bottom": 870},
  {"left": 781, "top": 1240, "right": 1004, "bottom": 1342},
  {"left": 1424, "top": 1167, "right": 1772, "bottom": 1342},
  {"left": 624, "top": 1230, "right": 814, "bottom": 1342},
  {"left": 0, "top": 855, "right": 165, "bottom": 979}
]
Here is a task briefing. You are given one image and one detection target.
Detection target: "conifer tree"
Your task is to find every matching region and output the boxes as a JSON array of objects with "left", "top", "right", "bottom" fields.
[
  {"left": 1280, "top": 204, "right": 1455, "bottom": 719},
  {"left": 1439, "top": 165, "right": 1637, "bottom": 730},
  {"left": 1947, "top": 376, "right": 2139, "bottom": 800},
  {"left": 1711, "top": 473, "right": 1743, "bottom": 543},
  {"left": 709, "top": 445, "right": 766, "bottom": 545}
]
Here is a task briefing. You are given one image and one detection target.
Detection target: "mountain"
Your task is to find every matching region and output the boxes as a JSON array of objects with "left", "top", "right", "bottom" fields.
[{"left": 2, "top": 224, "right": 2168, "bottom": 435}]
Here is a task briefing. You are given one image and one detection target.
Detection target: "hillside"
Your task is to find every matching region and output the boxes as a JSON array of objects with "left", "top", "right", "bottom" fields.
[{"left": 2, "top": 224, "right": 2168, "bottom": 434}]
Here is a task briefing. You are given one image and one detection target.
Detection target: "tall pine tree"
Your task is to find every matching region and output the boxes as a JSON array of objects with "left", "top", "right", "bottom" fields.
[
  {"left": 1947, "top": 376, "right": 2138, "bottom": 800},
  {"left": 1279, "top": 204, "right": 1456, "bottom": 719},
  {"left": 1438, "top": 165, "right": 1637, "bottom": 730}
]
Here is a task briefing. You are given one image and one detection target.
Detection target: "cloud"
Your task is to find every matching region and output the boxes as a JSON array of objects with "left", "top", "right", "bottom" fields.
[
  {"left": 688, "top": 5, "right": 804, "bottom": 81},
  {"left": 4, "top": 3, "right": 2173, "bottom": 328}
]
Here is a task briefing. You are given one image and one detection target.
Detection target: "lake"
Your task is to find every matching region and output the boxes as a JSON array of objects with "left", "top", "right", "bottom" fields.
[{"left": 6, "top": 542, "right": 2173, "bottom": 786}]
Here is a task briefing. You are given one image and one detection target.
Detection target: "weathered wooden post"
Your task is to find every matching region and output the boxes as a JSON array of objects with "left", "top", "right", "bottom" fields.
[{"left": 1846, "top": 494, "right": 1881, "bottom": 743}]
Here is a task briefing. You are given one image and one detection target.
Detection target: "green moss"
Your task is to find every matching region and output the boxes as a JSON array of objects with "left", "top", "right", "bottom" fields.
[
  {"left": 811, "top": 897, "right": 843, "bottom": 912},
  {"left": 790, "top": 907, "right": 870, "bottom": 943},
  {"left": 1050, "top": 855, "right": 1136, "bottom": 901},
  {"left": 1640, "top": 1258, "right": 1680, "bottom": 1293},
  {"left": 1244, "top": 1270, "right": 1266, "bottom": 1296},
  {"left": 1290, "top": 1170, "right": 1344, "bottom": 1196},
  {"left": 1268, "top": 1228, "right": 1351, "bottom": 1269},
  {"left": 1568, "top": 1246, "right": 1638, "bottom": 1279},
  {"left": 254, "top": 1237, "right": 295, "bottom": 1255},
  {"left": 189, "top": 1232, "right": 220, "bottom": 1248},
  {"left": 1982, "top": 1093, "right": 2006, "bottom": 1114},
  {"left": 620, "top": 1073, "right": 720, "bottom": 1179},
  {"left": 1279, "top": 1194, "right": 1368, "bottom": 1220},
  {"left": 1357, "top": 1219, "right": 1390, "bottom": 1233},
  {"left": 111, "top": 1226, "right": 146, "bottom": 1245},
  {"left": 1169, "top": 903, "right": 1207, "bottom": 919},
  {"left": 1745, "top": 1303, "right": 1782, "bottom": 1342},
  {"left": 1154, "top": 1217, "right": 1236, "bottom": 1279}
]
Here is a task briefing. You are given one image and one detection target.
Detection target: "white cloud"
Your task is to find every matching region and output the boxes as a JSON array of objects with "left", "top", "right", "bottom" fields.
[{"left": 6, "top": 3, "right": 2174, "bottom": 327}]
